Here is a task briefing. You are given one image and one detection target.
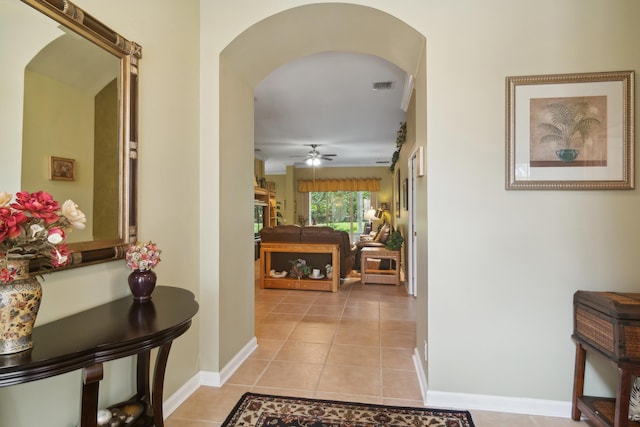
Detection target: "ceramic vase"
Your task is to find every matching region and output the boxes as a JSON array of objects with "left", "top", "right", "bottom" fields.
[
  {"left": 128, "top": 269, "right": 157, "bottom": 302},
  {"left": 0, "top": 257, "right": 42, "bottom": 354}
]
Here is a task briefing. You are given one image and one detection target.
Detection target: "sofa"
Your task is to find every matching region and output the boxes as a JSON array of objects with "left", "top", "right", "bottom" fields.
[{"left": 259, "top": 225, "right": 357, "bottom": 278}]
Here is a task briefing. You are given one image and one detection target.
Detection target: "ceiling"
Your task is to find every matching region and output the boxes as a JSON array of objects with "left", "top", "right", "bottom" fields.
[{"left": 254, "top": 51, "right": 410, "bottom": 175}]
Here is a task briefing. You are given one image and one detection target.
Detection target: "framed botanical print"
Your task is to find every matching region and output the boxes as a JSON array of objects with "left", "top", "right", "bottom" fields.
[{"left": 506, "top": 71, "right": 634, "bottom": 190}]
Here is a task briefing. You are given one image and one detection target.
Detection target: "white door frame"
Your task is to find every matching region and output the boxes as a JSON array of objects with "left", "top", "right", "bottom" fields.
[{"left": 407, "top": 147, "right": 419, "bottom": 297}]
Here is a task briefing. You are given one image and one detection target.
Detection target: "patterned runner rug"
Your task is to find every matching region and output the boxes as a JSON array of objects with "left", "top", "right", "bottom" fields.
[{"left": 222, "top": 392, "right": 475, "bottom": 427}]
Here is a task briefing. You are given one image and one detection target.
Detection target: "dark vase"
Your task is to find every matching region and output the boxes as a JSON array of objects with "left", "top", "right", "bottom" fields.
[{"left": 128, "top": 269, "right": 157, "bottom": 302}]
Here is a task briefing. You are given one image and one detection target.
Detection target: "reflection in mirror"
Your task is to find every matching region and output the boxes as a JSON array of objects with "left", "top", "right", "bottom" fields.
[
  {"left": 22, "top": 31, "right": 121, "bottom": 244},
  {"left": 0, "top": 0, "right": 141, "bottom": 268}
]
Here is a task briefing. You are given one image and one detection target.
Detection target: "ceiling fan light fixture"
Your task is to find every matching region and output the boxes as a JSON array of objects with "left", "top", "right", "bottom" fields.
[{"left": 306, "top": 158, "right": 321, "bottom": 166}]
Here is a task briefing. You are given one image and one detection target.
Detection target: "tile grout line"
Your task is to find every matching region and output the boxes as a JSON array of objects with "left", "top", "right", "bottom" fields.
[{"left": 310, "top": 281, "right": 351, "bottom": 397}]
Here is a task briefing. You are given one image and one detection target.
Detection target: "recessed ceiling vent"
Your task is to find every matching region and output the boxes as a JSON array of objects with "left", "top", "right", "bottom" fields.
[{"left": 372, "top": 81, "right": 394, "bottom": 90}]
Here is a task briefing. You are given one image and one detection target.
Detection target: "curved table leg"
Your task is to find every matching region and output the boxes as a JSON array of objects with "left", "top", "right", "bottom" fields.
[{"left": 152, "top": 342, "right": 173, "bottom": 427}]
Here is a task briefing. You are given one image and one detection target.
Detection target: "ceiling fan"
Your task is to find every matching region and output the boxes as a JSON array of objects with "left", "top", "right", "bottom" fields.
[{"left": 290, "top": 144, "right": 337, "bottom": 166}]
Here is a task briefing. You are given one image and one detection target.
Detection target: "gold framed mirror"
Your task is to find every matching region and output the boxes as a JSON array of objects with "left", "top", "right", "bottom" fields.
[{"left": 1, "top": 0, "right": 142, "bottom": 268}]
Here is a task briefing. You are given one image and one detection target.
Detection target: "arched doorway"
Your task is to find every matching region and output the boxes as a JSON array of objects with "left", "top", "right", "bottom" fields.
[{"left": 214, "top": 3, "right": 427, "bottom": 375}]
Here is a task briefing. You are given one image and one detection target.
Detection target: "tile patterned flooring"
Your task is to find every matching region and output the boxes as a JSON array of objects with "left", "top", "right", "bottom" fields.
[{"left": 166, "top": 274, "right": 583, "bottom": 426}]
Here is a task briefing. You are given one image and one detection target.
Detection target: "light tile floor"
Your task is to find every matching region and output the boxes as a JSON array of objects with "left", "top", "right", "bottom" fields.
[{"left": 166, "top": 275, "right": 584, "bottom": 426}]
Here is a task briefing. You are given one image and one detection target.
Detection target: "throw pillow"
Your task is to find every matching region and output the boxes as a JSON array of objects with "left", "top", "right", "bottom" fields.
[{"left": 374, "top": 224, "right": 390, "bottom": 243}]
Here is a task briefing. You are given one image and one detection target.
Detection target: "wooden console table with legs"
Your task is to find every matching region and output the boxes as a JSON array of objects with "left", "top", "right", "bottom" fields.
[
  {"left": 0, "top": 286, "right": 198, "bottom": 427},
  {"left": 360, "top": 247, "right": 400, "bottom": 286},
  {"left": 260, "top": 242, "right": 340, "bottom": 292}
]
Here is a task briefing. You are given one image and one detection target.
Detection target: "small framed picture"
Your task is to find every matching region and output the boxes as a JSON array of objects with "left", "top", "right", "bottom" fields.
[{"left": 49, "top": 156, "right": 75, "bottom": 181}]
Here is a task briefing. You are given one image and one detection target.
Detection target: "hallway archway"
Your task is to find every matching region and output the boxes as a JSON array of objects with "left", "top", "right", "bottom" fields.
[{"left": 216, "top": 2, "right": 427, "bottom": 373}]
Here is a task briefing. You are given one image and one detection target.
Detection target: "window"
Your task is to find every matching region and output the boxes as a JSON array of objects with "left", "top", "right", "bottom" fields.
[{"left": 308, "top": 191, "right": 375, "bottom": 241}]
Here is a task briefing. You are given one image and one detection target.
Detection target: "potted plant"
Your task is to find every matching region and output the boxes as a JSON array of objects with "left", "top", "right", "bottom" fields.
[
  {"left": 538, "top": 102, "right": 601, "bottom": 163},
  {"left": 289, "top": 258, "right": 311, "bottom": 279},
  {"left": 385, "top": 229, "right": 404, "bottom": 251}
]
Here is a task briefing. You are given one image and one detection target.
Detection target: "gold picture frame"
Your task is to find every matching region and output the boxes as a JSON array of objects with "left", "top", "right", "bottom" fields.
[
  {"left": 506, "top": 71, "right": 634, "bottom": 190},
  {"left": 49, "top": 156, "right": 75, "bottom": 181}
]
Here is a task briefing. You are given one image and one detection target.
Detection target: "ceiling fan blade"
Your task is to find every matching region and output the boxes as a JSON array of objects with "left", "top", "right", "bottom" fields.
[{"left": 321, "top": 156, "right": 333, "bottom": 161}]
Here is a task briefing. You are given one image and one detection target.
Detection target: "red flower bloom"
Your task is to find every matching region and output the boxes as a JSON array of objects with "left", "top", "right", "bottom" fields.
[
  {"left": 12, "top": 191, "right": 60, "bottom": 224},
  {"left": 0, "top": 207, "right": 27, "bottom": 243}
]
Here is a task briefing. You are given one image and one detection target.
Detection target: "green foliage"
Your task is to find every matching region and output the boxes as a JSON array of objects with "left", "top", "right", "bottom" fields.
[
  {"left": 309, "top": 191, "right": 370, "bottom": 227},
  {"left": 289, "top": 258, "right": 311, "bottom": 279},
  {"left": 389, "top": 121, "right": 407, "bottom": 173},
  {"left": 276, "top": 201, "right": 283, "bottom": 225},
  {"left": 385, "top": 229, "right": 404, "bottom": 250}
]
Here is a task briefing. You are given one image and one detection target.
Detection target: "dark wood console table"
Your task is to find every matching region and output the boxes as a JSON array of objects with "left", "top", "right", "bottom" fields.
[{"left": 0, "top": 286, "right": 199, "bottom": 427}]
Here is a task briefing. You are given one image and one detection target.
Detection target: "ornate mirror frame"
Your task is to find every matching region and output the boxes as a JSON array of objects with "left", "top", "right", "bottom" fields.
[{"left": 22, "top": 0, "right": 141, "bottom": 268}]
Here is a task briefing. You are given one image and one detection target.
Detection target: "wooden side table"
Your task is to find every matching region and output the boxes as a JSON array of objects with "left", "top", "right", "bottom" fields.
[
  {"left": 572, "top": 291, "right": 640, "bottom": 427},
  {"left": 259, "top": 242, "right": 341, "bottom": 292},
  {"left": 360, "top": 247, "right": 400, "bottom": 286}
]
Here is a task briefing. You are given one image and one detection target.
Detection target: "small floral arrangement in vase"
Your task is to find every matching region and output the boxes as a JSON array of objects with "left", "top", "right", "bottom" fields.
[
  {"left": 126, "top": 241, "right": 161, "bottom": 302},
  {"left": 289, "top": 258, "right": 311, "bottom": 279},
  {"left": 325, "top": 264, "right": 333, "bottom": 279}
]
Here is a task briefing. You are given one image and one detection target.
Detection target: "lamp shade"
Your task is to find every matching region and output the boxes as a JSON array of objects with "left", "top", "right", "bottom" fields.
[{"left": 364, "top": 208, "right": 377, "bottom": 221}]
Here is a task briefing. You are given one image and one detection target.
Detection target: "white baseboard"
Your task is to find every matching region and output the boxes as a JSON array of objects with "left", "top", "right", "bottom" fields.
[
  {"left": 412, "top": 347, "right": 571, "bottom": 418},
  {"left": 425, "top": 390, "right": 572, "bottom": 419},
  {"left": 219, "top": 337, "right": 258, "bottom": 385},
  {"left": 412, "top": 348, "right": 428, "bottom": 402},
  {"left": 162, "top": 374, "right": 202, "bottom": 417},
  {"left": 163, "top": 336, "right": 258, "bottom": 418}
]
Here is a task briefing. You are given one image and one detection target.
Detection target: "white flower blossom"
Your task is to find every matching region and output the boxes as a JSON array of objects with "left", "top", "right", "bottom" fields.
[
  {"left": 61, "top": 199, "right": 87, "bottom": 229},
  {"left": 0, "top": 192, "right": 11, "bottom": 207},
  {"left": 47, "top": 233, "right": 64, "bottom": 244}
]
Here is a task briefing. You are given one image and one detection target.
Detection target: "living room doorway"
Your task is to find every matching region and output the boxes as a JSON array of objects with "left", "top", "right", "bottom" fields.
[{"left": 217, "top": 2, "right": 427, "bottom": 375}]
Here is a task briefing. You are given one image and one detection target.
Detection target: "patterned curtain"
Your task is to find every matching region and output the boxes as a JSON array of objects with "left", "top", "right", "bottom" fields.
[{"left": 297, "top": 178, "right": 381, "bottom": 193}]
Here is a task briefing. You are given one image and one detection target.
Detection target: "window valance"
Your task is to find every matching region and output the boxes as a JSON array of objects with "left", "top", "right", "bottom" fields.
[{"left": 297, "top": 178, "right": 381, "bottom": 193}]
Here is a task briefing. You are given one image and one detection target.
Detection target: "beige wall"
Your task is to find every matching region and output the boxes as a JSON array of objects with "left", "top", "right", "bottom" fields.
[
  {"left": 4, "top": 0, "right": 640, "bottom": 424},
  {"left": 0, "top": 1, "right": 201, "bottom": 425}
]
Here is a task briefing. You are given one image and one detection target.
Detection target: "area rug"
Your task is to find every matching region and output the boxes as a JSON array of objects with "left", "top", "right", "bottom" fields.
[{"left": 222, "top": 392, "right": 475, "bottom": 427}]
